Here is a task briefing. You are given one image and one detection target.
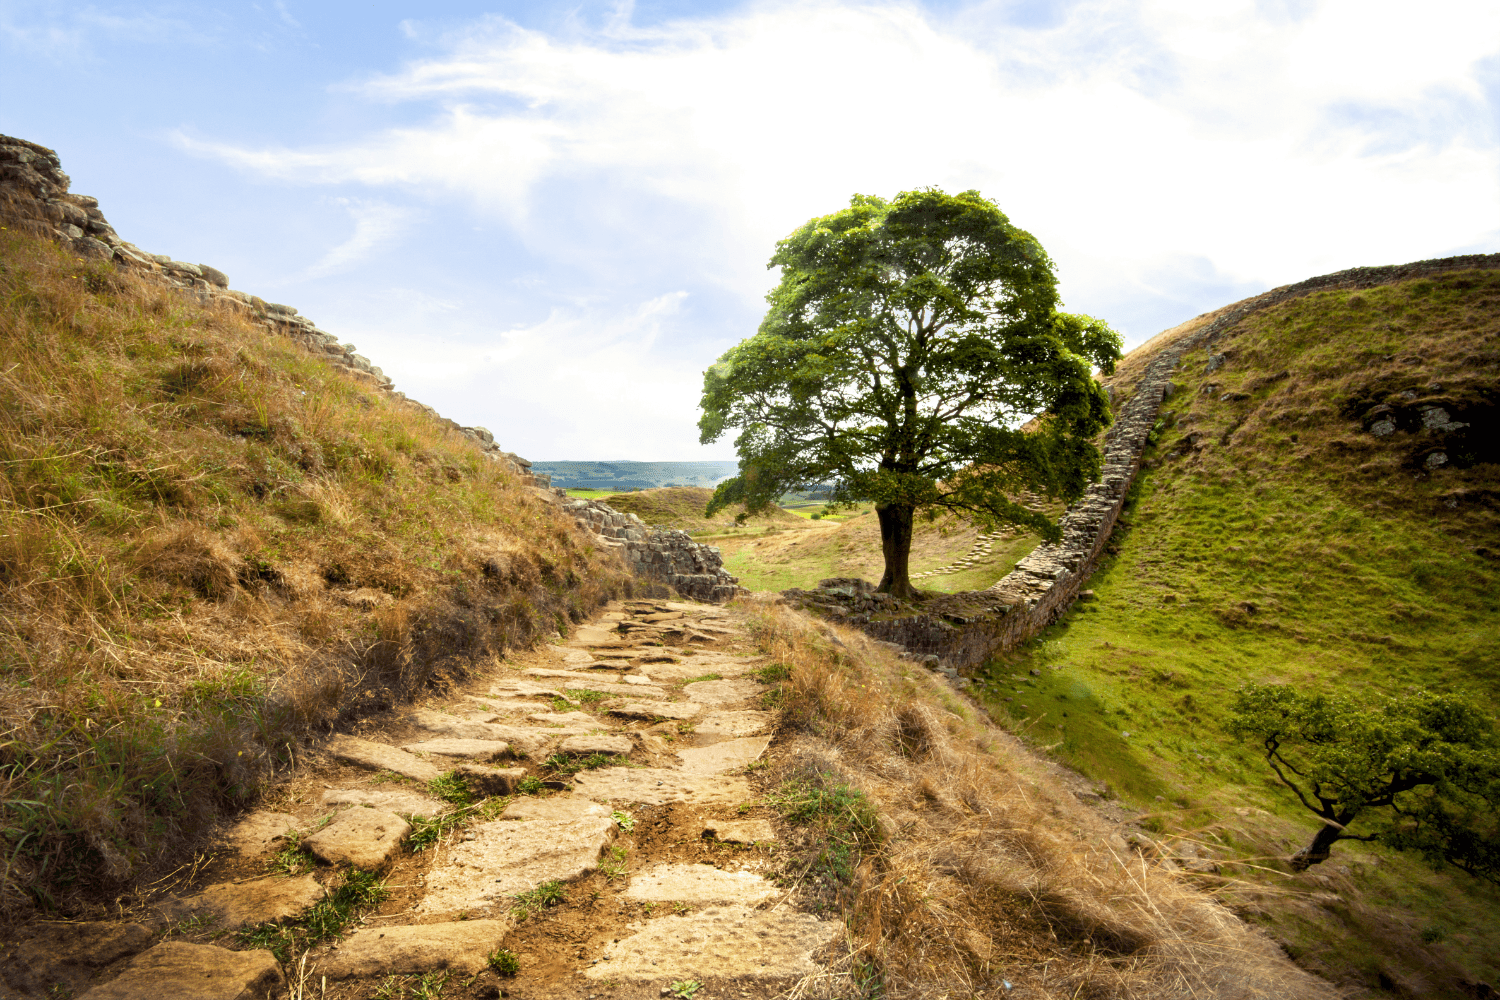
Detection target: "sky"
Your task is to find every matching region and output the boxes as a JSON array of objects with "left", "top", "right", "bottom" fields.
[{"left": 2, "top": 0, "right": 1497, "bottom": 461}]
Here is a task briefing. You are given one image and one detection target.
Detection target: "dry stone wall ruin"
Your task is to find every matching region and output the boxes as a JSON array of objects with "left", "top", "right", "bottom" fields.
[
  {"left": 0, "top": 133, "right": 742, "bottom": 602},
  {"left": 790, "top": 250, "right": 1500, "bottom": 674}
]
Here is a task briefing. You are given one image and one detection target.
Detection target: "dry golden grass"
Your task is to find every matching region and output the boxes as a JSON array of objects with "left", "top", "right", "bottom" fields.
[
  {"left": 750, "top": 602, "right": 1340, "bottom": 999},
  {"left": 0, "top": 230, "right": 642, "bottom": 914}
]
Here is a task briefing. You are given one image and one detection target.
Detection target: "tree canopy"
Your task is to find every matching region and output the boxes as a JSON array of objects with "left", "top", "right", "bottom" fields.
[
  {"left": 698, "top": 188, "right": 1121, "bottom": 597},
  {"left": 1228, "top": 683, "right": 1500, "bottom": 879}
]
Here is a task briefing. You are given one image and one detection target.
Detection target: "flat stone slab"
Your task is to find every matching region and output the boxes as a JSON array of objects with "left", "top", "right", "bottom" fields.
[
  {"left": 502, "top": 796, "right": 610, "bottom": 821},
  {"left": 158, "top": 874, "right": 324, "bottom": 930},
  {"left": 487, "top": 681, "right": 568, "bottom": 700},
  {"left": 528, "top": 711, "right": 608, "bottom": 729},
  {"left": 683, "top": 679, "right": 763, "bottom": 705},
  {"left": 548, "top": 646, "right": 596, "bottom": 666},
  {"left": 326, "top": 735, "right": 441, "bottom": 782},
  {"left": 302, "top": 808, "right": 411, "bottom": 869},
  {"left": 321, "top": 788, "right": 447, "bottom": 817},
  {"left": 611, "top": 701, "right": 702, "bottom": 721},
  {"left": 78, "top": 942, "right": 283, "bottom": 1000},
  {"left": 572, "top": 767, "right": 750, "bottom": 807},
  {"left": 704, "top": 818, "right": 777, "bottom": 844},
  {"left": 417, "top": 817, "right": 615, "bottom": 915},
  {"left": 624, "top": 864, "right": 776, "bottom": 904},
  {"left": 315, "top": 919, "right": 514, "bottom": 979},
  {"left": 406, "top": 708, "right": 518, "bottom": 742},
  {"left": 401, "top": 738, "right": 511, "bottom": 760},
  {"left": 567, "top": 627, "right": 625, "bottom": 645},
  {"left": 585, "top": 906, "right": 835, "bottom": 982},
  {"left": 675, "top": 737, "right": 770, "bottom": 776},
  {"left": 455, "top": 764, "right": 526, "bottom": 796},
  {"left": 215, "top": 811, "right": 300, "bottom": 857},
  {"left": 462, "top": 696, "right": 553, "bottom": 714},
  {"left": 469, "top": 722, "right": 593, "bottom": 756},
  {"left": 641, "top": 658, "right": 763, "bottom": 681},
  {"left": 566, "top": 680, "right": 666, "bottom": 698},
  {"left": 526, "top": 668, "right": 612, "bottom": 680},
  {"left": 560, "top": 733, "right": 634, "bottom": 755},
  {"left": 696, "top": 711, "right": 774, "bottom": 737},
  {"left": 15, "top": 922, "right": 152, "bottom": 992}
]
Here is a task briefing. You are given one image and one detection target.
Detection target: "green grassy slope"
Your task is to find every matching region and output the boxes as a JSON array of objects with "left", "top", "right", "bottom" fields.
[
  {"left": 0, "top": 231, "right": 632, "bottom": 915},
  {"left": 978, "top": 268, "right": 1500, "bottom": 996},
  {"left": 581, "top": 485, "right": 800, "bottom": 533}
]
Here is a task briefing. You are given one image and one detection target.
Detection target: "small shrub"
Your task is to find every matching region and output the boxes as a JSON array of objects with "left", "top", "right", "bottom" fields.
[{"left": 488, "top": 948, "right": 521, "bottom": 975}]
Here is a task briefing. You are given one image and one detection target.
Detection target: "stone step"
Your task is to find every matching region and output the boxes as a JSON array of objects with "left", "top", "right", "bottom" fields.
[
  {"left": 610, "top": 701, "right": 702, "bottom": 721},
  {"left": 401, "top": 738, "right": 511, "bottom": 761},
  {"left": 585, "top": 906, "right": 836, "bottom": 982},
  {"left": 325, "top": 735, "right": 441, "bottom": 782},
  {"left": 559, "top": 733, "right": 634, "bottom": 755},
  {"left": 683, "top": 678, "right": 761, "bottom": 705},
  {"left": 215, "top": 811, "right": 300, "bottom": 857},
  {"left": 565, "top": 680, "right": 667, "bottom": 698},
  {"left": 696, "top": 710, "right": 774, "bottom": 737},
  {"left": 301, "top": 807, "right": 411, "bottom": 869},
  {"left": 313, "top": 920, "right": 514, "bottom": 979},
  {"left": 320, "top": 787, "right": 447, "bottom": 817},
  {"left": 624, "top": 864, "right": 777, "bottom": 904},
  {"left": 674, "top": 736, "right": 770, "bottom": 776},
  {"left": 416, "top": 814, "right": 616, "bottom": 916},
  {"left": 571, "top": 767, "right": 749, "bottom": 806},
  {"left": 78, "top": 942, "right": 283, "bottom": 1000},
  {"left": 156, "top": 875, "right": 324, "bottom": 931}
]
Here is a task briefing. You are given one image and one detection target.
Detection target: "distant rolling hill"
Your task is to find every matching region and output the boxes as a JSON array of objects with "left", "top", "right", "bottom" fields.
[{"left": 532, "top": 460, "right": 739, "bottom": 491}]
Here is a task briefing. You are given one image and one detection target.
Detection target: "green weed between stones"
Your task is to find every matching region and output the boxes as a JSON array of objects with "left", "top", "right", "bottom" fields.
[
  {"left": 767, "top": 772, "right": 880, "bottom": 887},
  {"left": 238, "top": 869, "right": 389, "bottom": 962},
  {"left": 542, "top": 752, "right": 622, "bottom": 778},
  {"left": 488, "top": 947, "right": 521, "bottom": 975},
  {"left": 510, "top": 879, "right": 567, "bottom": 920},
  {"left": 427, "top": 771, "right": 474, "bottom": 807}
]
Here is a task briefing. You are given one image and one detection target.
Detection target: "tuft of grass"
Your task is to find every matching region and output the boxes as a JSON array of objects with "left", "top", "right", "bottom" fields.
[
  {"left": 681, "top": 673, "right": 722, "bottom": 685},
  {"left": 427, "top": 771, "right": 473, "bottom": 807},
  {"left": 516, "top": 774, "right": 543, "bottom": 795},
  {"left": 567, "top": 689, "right": 610, "bottom": 707},
  {"left": 488, "top": 947, "right": 520, "bottom": 975},
  {"left": 610, "top": 809, "right": 635, "bottom": 831},
  {"left": 542, "top": 752, "right": 621, "bottom": 778},
  {"left": 599, "top": 844, "right": 629, "bottom": 881},
  {"left": 510, "top": 879, "right": 567, "bottom": 919},
  {"left": 669, "top": 980, "right": 702, "bottom": 999}
]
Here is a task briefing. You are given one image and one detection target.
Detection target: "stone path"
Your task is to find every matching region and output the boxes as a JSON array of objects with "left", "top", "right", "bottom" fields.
[{"left": 25, "top": 598, "right": 832, "bottom": 1000}]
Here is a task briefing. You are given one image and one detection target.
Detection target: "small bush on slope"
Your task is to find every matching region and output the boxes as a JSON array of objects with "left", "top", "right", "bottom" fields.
[
  {"left": 750, "top": 604, "right": 1334, "bottom": 1000},
  {"left": 979, "top": 269, "right": 1500, "bottom": 994},
  {"left": 0, "top": 230, "right": 637, "bottom": 914}
]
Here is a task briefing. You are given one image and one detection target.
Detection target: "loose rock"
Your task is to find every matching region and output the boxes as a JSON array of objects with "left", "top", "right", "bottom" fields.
[
  {"left": 157, "top": 875, "right": 324, "bottom": 931},
  {"left": 314, "top": 919, "right": 515, "bottom": 979},
  {"left": 215, "top": 811, "right": 301, "bottom": 857},
  {"left": 585, "top": 906, "right": 835, "bottom": 981},
  {"left": 325, "top": 735, "right": 441, "bottom": 782},
  {"left": 301, "top": 808, "right": 411, "bottom": 869},
  {"left": 78, "top": 942, "right": 283, "bottom": 1000}
]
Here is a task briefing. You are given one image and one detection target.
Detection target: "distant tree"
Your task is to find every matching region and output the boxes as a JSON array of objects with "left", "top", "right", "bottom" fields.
[
  {"left": 1228, "top": 683, "right": 1500, "bottom": 879},
  {"left": 698, "top": 188, "right": 1121, "bottom": 598}
]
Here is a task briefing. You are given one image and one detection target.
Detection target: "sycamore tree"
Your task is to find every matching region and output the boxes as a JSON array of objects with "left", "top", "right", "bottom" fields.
[
  {"left": 1229, "top": 684, "right": 1500, "bottom": 879},
  {"left": 698, "top": 189, "right": 1121, "bottom": 599}
]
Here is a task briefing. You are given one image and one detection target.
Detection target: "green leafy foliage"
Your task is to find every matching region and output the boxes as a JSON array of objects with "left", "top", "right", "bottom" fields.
[
  {"left": 1228, "top": 683, "right": 1499, "bottom": 877},
  {"left": 611, "top": 809, "right": 636, "bottom": 831},
  {"left": 768, "top": 771, "right": 881, "bottom": 886},
  {"left": 488, "top": 948, "right": 520, "bottom": 975},
  {"left": 542, "top": 752, "right": 622, "bottom": 778},
  {"left": 699, "top": 188, "right": 1121, "bottom": 596},
  {"left": 427, "top": 771, "right": 474, "bottom": 807},
  {"left": 669, "top": 981, "right": 703, "bottom": 999}
]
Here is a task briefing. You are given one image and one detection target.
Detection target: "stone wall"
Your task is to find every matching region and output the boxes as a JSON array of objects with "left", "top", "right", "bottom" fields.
[
  {"left": 563, "top": 498, "right": 743, "bottom": 604},
  {"left": 789, "top": 251, "right": 1500, "bottom": 673},
  {"left": 0, "top": 133, "right": 550, "bottom": 489}
]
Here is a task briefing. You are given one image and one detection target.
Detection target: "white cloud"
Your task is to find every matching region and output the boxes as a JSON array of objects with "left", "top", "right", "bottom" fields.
[
  {"left": 187, "top": 0, "right": 1499, "bottom": 327},
  {"left": 298, "top": 199, "right": 418, "bottom": 280}
]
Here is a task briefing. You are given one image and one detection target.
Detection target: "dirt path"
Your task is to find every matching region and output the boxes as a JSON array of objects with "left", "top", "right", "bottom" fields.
[{"left": 7, "top": 599, "right": 833, "bottom": 1000}]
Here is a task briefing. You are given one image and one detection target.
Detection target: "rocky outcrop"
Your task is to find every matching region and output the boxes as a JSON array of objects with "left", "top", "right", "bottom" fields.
[
  {"left": 563, "top": 497, "right": 742, "bottom": 603},
  {"left": 0, "top": 134, "right": 549, "bottom": 490}
]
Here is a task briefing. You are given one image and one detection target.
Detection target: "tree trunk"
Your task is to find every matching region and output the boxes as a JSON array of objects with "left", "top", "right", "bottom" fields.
[
  {"left": 875, "top": 503, "right": 917, "bottom": 600},
  {"left": 1289, "top": 822, "right": 1344, "bottom": 871}
]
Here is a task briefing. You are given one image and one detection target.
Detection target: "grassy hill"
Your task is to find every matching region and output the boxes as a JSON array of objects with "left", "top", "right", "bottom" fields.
[
  {"left": 0, "top": 230, "right": 633, "bottom": 913},
  {"left": 978, "top": 266, "right": 1500, "bottom": 996}
]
